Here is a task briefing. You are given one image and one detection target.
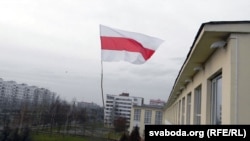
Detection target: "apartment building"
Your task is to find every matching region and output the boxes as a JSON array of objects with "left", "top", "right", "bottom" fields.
[
  {"left": 104, "top": 93, "right": 143, "bottom": 127},
  {"left": 0, "top": 78, "right": 55, "bottom": 111},
  {"left": 164, "top": 21, "right": 250, "bottom": 125}
]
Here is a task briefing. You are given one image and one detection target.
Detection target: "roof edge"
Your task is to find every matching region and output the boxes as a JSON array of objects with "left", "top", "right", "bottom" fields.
[{"left": 165, "top": 20, "right": 250, "bottom": 108}]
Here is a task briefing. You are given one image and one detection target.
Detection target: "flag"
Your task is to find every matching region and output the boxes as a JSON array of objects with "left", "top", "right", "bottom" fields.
[{"left": 100, "top": 25, "right": 164, "bottom": 64}]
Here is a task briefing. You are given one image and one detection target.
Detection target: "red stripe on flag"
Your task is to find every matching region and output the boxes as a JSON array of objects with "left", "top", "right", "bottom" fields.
[{"left": 101, "top": 36, "right": 155, "bottom": 60}]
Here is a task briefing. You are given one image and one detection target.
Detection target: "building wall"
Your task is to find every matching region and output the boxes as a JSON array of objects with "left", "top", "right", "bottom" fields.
[
  {"left": 233, "top": 34, "right": 250, "bottom": 124},
  {"left": 164, "top": 39, "right": 229, "bottom": 124},
  {"left": 129, "top": 105, "right": 163, "bottom": 137},
  {"left": 164, "top": 32, "right": 250, "bottom": 125}
]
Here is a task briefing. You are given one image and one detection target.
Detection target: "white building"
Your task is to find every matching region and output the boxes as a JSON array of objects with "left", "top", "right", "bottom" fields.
[
  {"left": 0, "top": 78, "right": 56, "bottom": 111},
  {"left": 104, "top": 93, "right": 144, "bottom": 127},
  {"left": 4, "top": 80, "right": 19, "bottom": 109}
]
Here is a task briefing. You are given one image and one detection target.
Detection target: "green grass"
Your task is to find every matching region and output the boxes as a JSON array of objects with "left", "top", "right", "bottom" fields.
[
  {"left": 105, "top": 132, "right": 122, "bottom": 140},
  {"left": 31, "top": 133, "right": 106, "bottom": 141},
  {"left": 32, "top": 134, "right": 85, "bottom": 141}
]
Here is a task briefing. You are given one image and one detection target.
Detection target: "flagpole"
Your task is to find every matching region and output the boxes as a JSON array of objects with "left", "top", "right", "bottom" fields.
[
  {"left": 100, "top": 24, "right": 105, "bottom": 108},
  {"left": 101, "top": 61, "right": 105, "bottom": 108}
]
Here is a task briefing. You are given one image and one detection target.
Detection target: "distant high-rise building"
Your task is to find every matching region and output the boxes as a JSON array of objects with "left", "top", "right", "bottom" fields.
[
  {"left": 104, "top": 92, "right": 144, "bottom": 127},
  {"left": 149, "top": 99, "right": 166, "bottom": 106},
  {"left": 0, "top": 78, "right": 56, "bottom": 111}
]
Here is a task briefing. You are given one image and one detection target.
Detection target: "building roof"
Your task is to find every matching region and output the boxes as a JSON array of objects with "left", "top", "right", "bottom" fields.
[
  {"left": 134, "top": 104, "right": 164, "bottom": 110},
  {"left": 165, "top": 21, "right": 250, "bottom": 108},
  {"left": 107, "top": 93, "right": 144, "bottom": 99}
]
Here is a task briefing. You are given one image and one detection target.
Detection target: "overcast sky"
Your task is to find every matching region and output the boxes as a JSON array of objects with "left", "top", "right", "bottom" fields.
[{"left": 0, "top": 0, "right": 249, "bottom": 106}]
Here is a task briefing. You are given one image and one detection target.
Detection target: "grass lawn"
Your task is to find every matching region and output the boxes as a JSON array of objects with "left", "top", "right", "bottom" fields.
[{"left": 31, "top": 133, "right": 108, "bottom": 141}]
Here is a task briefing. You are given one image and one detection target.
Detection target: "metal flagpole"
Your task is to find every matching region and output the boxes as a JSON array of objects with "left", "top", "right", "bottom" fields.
[
  {"left": 101, "top": 61, "right": 105, "bottom": 108},
  {"left": 100, "top": 24, "right": 105, "bottom": 108}
]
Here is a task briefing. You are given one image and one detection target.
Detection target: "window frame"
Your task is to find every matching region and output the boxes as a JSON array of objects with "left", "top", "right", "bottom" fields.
[
  {"left": 144, "top": 110, "right": 152, "bottom": 124},
  {"left": 194, "top": 85, "right": 202, "bottom": 124},
  {"left": 186, "top": 93, "right": 191, "bottom": 124},
  {"left": 155, "top": 111, "right": 163, "bottom": 124},
  {"left": 210, "top": 74, "right": 222, "bottom": 125},
  {"left": 181, "top": 97, "right": 185, "bottom": 124},
  {"left": 134, "top": 109, "right": 141, "bottom": 121}
]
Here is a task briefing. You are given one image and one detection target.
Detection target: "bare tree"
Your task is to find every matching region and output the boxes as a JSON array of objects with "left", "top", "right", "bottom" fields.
[{"left": 113, "top": 117, "right": 127, "bottom": 132}]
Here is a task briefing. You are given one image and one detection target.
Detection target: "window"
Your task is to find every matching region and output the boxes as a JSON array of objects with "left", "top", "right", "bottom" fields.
[
  {"left": 134, "top": 109, "right": 141, "bottom": 121},
  {"left": 181, "top": 97, "right": 185, "bottom": 124},
  {"left": 107, "top": 95, "right": 114, "bottom": 99},
  {"left": 211, "top": 75, "right": 222, "bottom": 125},
  {"left": 186, "top": 93, "right": 191, "bottom": 124},
  {"left": 155, "top": 111, "right": 162, "bottom": 124},
  {"left": 144, "top": 110, "right": 152, "bottom": 124},
  {"left": 178, "top": 100, "right": 181, "bottom": 124},
  {"left": 194, "top": 85, "right": 202, "bottom": 124}
]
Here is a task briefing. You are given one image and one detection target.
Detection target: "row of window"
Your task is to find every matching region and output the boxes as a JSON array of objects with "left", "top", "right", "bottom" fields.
[
  {"left": 106, "top": 103, "right": 132, "bottom": 107},
  {"left": 175, "top": 74, "right": 222, "bottom": 125},
  {"left": 115, "top": 98, "right": 132, "bottom": 101},
  {"left": 134, "top": 109, "right": 162, "bottom": 124},
  {"left": 115, "top": 102, "right": 132, "bottom": 105}
]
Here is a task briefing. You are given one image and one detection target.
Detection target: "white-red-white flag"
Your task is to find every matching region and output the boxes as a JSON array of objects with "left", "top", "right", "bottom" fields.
[{"left": 100, "top": 25, "right": 164, "bottom": 64}]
